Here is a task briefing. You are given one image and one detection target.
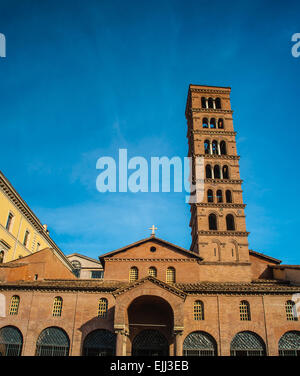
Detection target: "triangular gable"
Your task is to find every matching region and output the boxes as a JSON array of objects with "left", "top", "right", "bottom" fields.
[
  {"left": 99, "top": 236, "right": 203, "bottom": 265},
  {"left": 112, "top": 275, "right": 186, "bottom": 300}
]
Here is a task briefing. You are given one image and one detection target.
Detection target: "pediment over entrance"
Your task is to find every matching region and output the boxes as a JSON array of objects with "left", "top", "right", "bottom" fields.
[{"left": 113, "top": 275, "right": 186, "bottom": 300}]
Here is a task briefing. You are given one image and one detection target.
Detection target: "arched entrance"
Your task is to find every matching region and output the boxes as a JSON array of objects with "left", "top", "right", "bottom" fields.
[
  {"left": 128, "top": 295, "right": 173, "bottom": 356},
  {"left": 132, "top": 329, "right": 169, "bottom": 356}
]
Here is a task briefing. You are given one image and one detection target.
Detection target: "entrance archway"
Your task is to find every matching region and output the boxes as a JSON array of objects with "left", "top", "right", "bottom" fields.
[
  {"left": 132, "top": 329, "right": 169, "bottom": 356},
  {"left": 127, "top": 295, "right": 173, "bottom": 356}
]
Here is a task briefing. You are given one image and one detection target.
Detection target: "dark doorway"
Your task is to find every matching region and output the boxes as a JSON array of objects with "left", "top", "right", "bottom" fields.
[{"left": 132, "top": 329, "right": 169, "bottom": 356}]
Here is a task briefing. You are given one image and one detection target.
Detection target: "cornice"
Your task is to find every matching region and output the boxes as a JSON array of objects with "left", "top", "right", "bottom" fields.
[
  {"left": 104, "top": 258, "right": 198, "bottom": 263},
  {"left": 195, "top": 203, "right": 246, "bottom": 209},
  {"left": 197, "top": 230, "right": 250, "bottom": 237},
  {"left": 194, "top": 154, "right": 240, "bottom": 161},
  {"left": 191, "top": 130, "right": 236, "bottom": 136},
  {"left": 191, "top": 108, "right": 233, "bottom": 114},
  {"left": 191, "top": 179, "right": 243, "bottom": 185},
  {"left": 189, "top": 88, "right": 230, "bottom": 94}
]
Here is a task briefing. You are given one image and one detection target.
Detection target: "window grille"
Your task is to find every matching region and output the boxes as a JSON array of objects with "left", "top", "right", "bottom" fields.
[
  {"left": 279, "top": 331, "right": 300, "bottom": 356},
  {"left": 194, "top": 301, "right": 204, "bottom": 321},
  {"left": 132, "top": 329, "right": 169, "bottom": 356},
  {"left": 52, "top": 297, "right": 63, "bottom": 317},
  {"left": 230, "top": 331, "right": 266, "bottom": 356},
  {"left": 129, "top": 267, "right": 138, "bottom": 282},
  {"left": 239, "top": 301, "right": 251, "bottom": 321},
  {"left": 83, "top": 329, "right": 116, "bottom": 356},
  {"left": 97, "top": 298, "right": 108, "bottom": 318},
  {"left": 183, "top": 331, "right": 217, "bottom": 356},
  {"left": 0, "top": 326, "right": 23, "bottom": 356},
  {"left": 35, "top": 327, "right": 69, "bottom": 356},
  {"left": 166, "top": 267, "right": 175, "bottom": 283},
  {"left": 9, "top": 296, "right": 20, "bottom": 315},
  {"left": 286, "top": 300, "right": 298, "bottom": 321},
  {"left": 148, "top": 267, "right": 157, "bottom": 277}
]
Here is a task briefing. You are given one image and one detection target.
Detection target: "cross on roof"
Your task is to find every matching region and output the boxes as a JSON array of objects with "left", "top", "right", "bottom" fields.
[{"left": 149, "top": 225, "right": 157, "bottom": 236}]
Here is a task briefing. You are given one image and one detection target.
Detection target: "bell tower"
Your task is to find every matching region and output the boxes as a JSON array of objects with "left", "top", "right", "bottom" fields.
[{"left": 185, "top": 84, "right": 250, "bottom": 264}]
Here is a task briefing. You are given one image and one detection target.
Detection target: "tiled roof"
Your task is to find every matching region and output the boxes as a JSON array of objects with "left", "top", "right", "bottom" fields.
[
  {"left": 175, "top": 280, "right": 300, "bottom": 293},
  {"left": 0, "top": 278, "right": 299, "bottom": 294}
]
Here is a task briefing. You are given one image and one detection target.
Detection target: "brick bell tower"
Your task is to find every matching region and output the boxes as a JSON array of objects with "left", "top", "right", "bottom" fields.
[{"left": 185, "top": 84, "right": 250, "bottom": 265}]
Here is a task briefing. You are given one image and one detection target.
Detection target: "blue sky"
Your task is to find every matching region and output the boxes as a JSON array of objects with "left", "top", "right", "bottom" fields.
[{"left": 0, "top": 0, "right": 299, "bottom": 263}]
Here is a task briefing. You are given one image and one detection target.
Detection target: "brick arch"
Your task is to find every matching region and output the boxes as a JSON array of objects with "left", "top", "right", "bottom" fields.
[{"left": 114, "top": 281, "right": 185, "bottom": 331}]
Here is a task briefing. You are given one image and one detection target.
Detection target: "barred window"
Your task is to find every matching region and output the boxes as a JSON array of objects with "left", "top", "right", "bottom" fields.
[
  {"left": 239, "top": 301, "right": 251, "bottom": 321},
  {"left": 166, "top": 267, "right": 176, "bottom": 283},
  {"left": 98, "top": 298, "right": 108, "bottom": 318},
  {"left": 23, "top": 230, "right": 30, "bottom": 247},
  {"left": 129, "top": 267, "right": 138, "bottom": 282},
  {"left": 6, "top": 212, "right": 14, "bottom": 232},
  {"left": 286, "top": 300, "right": 298, "bottom": 321},
  {"left": 35, "top": 327, "right": 69, "bottom": 356},
  {"left": 194, "top": 301, "right": 204, "bottom": 321},
  {"left": 52, "top": 297, "right": 63, "bottom": 317},
  {"left": 0, "top": 326, "right": 23, "bottom": 356},
  {"left": 148, "top": 267, "right": 157, "bottom": 278},
  {"left": 9, "top": 296, "right": 20, "bottom": 316}
]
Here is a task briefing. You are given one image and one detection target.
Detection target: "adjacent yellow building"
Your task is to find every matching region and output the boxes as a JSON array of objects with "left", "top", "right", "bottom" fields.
[{"left": 0, "top": 169, "right": 64, "bottom": 263}]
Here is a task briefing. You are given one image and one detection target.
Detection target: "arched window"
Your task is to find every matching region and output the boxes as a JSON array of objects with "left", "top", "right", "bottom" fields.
[
  {"left": 183, "top": 331, "right": 217, "bottom": 356},
  {"left": 129, "top": 267, "right": 139, "bottom": 282},
  {"left": 52, "top": 297, "right": 63, "bottom": 317},
  {"left": 201, "top": 97, "right": 207, "bottom": 109},
  {"left": 209, "top": 214, "right": 217, "bottom": 230},
  {"left": 71, "top": 260, "right": 81, "bottom": 278},
  {"left": 222, "top": 165, "right": 229, "bottom": 179},
  {"left": 194, "top": 301, "right": 204, "bottom": 321},
  {"left": 208, "top": 98, "right": 214, "bottom": 109},
  {"left": 226, "top": 190, "right": 232, "bottom": 203},
  {"left": 214, "top": 165, "right": 221, "bottom": 179},
  {"left": 35, "top": 327, "right": 70, "bottom": 356},
  {"left": 166, "top": 267, "right": 176, "bottom": 283},
  {"left": 207, "top": 190, "right": 213, "bottom": 203},
  {"left": 218, "top": 118, "right": 224, "bottom": 129},
  {"left": 278, "top": 331, "right": 300, "bottom": 356},
  {"left": 216, "top": 190, "right": 223, "bottom": 203},
  {"left": 230, "top": 331, "right": 266, "bottom": 356},
  {"left": 239, "top": 301, "right": 251, "bottom": 321},
  {"left": 202, "top": 117, "right": 208, "bottom": 128},
  {"left": 215, "top": 97, "right": 221, "bottom": 109},
  {"left": 204, "top": 140, "right": 210, "bottom": 154},
  {"left": 9, "top": 295, "right": 20, "bottom": 316},
  {"left": 206, "top": 165, "right": 212, "bottom": 179},
  {"left": 98, "top": 298, "right": 108, "bottom": 318},
  {"left": 0, "top": 326, "right": 23, "bottom": 356},
  {"left": 210, "top": 118, "right": 216, "bottom": 129},
  {"left": 83, "top": 329, "right": 116, "bottom": 356},
  {"left": 212, "top": 140, "right": 218, "bottom": 155},
  {"left": 285, "top": 300, "right": 298, "bottom": 321},
  {"left": 148, "top": 267, "right": 157, "bottom": 277},
  {"left": 220, "top": 141, "right": 227, "bottom": 155},
  {"left": 226, "top": 214, "right": 235, "bottom": 231},
  {"left": 0, "top": 250, "right": 4, "bottom": 264}
]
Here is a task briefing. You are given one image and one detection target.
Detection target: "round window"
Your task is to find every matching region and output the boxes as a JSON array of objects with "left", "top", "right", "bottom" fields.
[{"left": 150, "top": 246, "right": 156, "bottom": 253}]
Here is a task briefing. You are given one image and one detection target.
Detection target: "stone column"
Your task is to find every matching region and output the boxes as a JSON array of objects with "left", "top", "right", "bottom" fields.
[
  {"left": 173, "top": 328, "right": 184, "bottom": 356},
  {"left": 115, "top": 329, "right": 127, "bottom": 356}
]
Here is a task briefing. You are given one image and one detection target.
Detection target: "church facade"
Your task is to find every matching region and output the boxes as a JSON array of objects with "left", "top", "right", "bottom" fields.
[{"left": 0, "top": 84, "right": 299, "bottom": 356}]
